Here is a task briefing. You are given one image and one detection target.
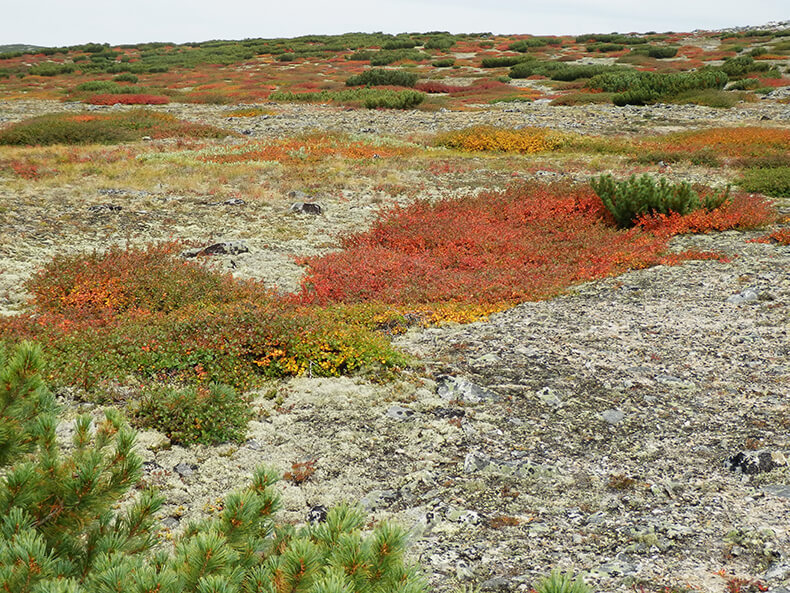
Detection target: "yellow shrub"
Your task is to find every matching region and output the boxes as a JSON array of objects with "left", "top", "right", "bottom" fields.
[{"left": 436, "top": 125, "right": 565, "bottom": 153}]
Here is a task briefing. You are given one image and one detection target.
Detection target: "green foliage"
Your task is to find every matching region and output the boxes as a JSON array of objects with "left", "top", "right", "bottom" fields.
[
  {"left": 720, "top": 55, "right": 772, "bottom": 78},
  {"left": 424, "top": 36, "right": 456, "bottom": 50},
  {"left": 28, "top": 62, "right": 75, "bottom": 76},
  {"left": 739, "top": 166, "right": 790, "bottom": 197},
  {"left": 481, "top": 55, "right": 533, "bottom": 68},
  {"left": 0, "top": 110, "right": 230, "bottom": 146},
  {"left": 0, "top": 244, "right": 408, "bottom": 391},
  {"left": 382, "top": 37, "right": 416, "bottom": 50},
  {"left": 276, "top": 52, "right": 295, "bottom": 62},
  {"left": 589, "top": 69, "right": 729, "bottom": 105},
  {"left": 132, "top": 383, "right": 252, "bottom": 445},
  {"left": 586, "top": 42, "right": 625, "bottom": 52},
  {"left": 271, "top": 87, "right": 425, "bottom": 109},
  {"left": 642, "top": 46, "right": 679, "bottom": 58},
  {"left": 369, "top": 49, "right": 428, "bottom": 66},
  {"left": 345, "top": 68, "right": 418, "bottom": 88},
  {"left": 534, "top": 570, "right": 591, "bottom": 593},
  {"left": 432, "top": 58, "right": 455, "bottom": 67},
  {"left": 0, "top": 343, "right": 426, "bottom": 593},
  {"left": 671, "top": 88, "right": 748, "bottom": 108},
  {"left": 510, "top": 60, "right": 626, "bottom": 81},
  {"left": 591, "top": 174, "right": 731, "bottom": 227},
  {"left": 113, "top": 72, "right": 139, "bottom": 83}
]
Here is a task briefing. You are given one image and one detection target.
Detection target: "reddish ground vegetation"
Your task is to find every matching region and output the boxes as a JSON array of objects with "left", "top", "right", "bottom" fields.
[
  {"left": 296, "top": 183, "right": 775, "bottom": 307},
  {"left": 86, "top": 93, "right": 170, "bottom": 105}
]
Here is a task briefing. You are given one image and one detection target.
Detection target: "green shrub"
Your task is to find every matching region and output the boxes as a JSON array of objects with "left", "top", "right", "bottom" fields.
[
  {"left": 591, "top": 174, "right": 731, "bottom": 227},
  {"left": 589, "top": 69, "right": 729, "bottom": 105},
  {"left": 27, "top": 62, "right": 74, "bottom": 76},
  {"left": 481, "top": 56, "right": 533, "bottom": 68},
  {"left": 510, "top": 38, "right": 551, "bottom": 51},
  {"left": 424, "top": 36, "right": 455, "bottom": 50},
  {"left": 586, "top": 42, "right": 625, "bottom": 52},
  {"left": 369, "top": 49, "right": 428, "bottom": 66},
  {"left": 382, "top": 37, "right": 416, "bottom": 50},
  {"left": 671, "top": 88, "right": 745, "bottom": 108},
  {"left": 271, "top": 87, "right": 424, "bottom": 109},
  {"left": 113, "top": 72, "right": 139, "bottom": 83},
  {"left": 510, "top": 61, "right": 626, "bottom": 81},
  {"left": 0, "top": 342, "right": 426, "bottom": 593},
  {"left": 739, "top": 166, "right": 790, "bottom": 197},
  {"left": 276, "top": 52, "right": 295, "bottom": 62},
  {"left": 432, "top": 58, "right": 455, "bottom": 67},
  {"left": 646, "top": 46, "right": 679, "bottom": 58},
  {"left": 346, "top": 68, "right": 418, "bottom": 87},
  {"left": 535, "top": 570, "right": 591, "bottom": 593},
  {"left": 0, "top": 110, "right": 231, "bottom": 146},
  {"left": 132, "top": 383, "right": 252, "bottom": 445}
]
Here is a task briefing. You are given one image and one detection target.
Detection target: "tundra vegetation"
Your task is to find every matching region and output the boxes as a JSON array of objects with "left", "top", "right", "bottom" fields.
[{"left": 0, "top": 24, "right": 788, "bottom": 593}]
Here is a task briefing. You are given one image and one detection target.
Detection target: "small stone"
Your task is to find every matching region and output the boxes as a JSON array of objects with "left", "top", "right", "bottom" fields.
[
  {"left": 436, "top": 375, "right": 499, "bottom": 403},
  {"left": 386, "top": 405, "right": 415, "bottom": 421},
  {"left": 221, "top": 198, "right": 245, "bottom": 206},
  {"left": 480, "top": 576, "right": 513, "bottom": 592},
  {"left": 181, "top": 241, "right": 249, "bottom": 258},
  {"left": 762, "top": 484, "right": 790, "bottom": 499},
  {"left": 601, "top": 409, "right": 625, "bottom": 425},
  {"left": 290, "top": 202, "right": 323, "bottom": 215},
  {"left": 537, "top": 386, "right": 562, "bottom": 408},
  {"left": 727, "top": 288, "right": 759, "bottom": 304},
  {"left": 432, "top": 407, "right": 465, "bottom": 419},
  {"left": 360, "top": 489, "right": 399, "bottom": 511},
  {"left": 307, "top": 505, "right": 328, "bottom": 523},
  {"left": 142, "top": 136, "right": 152, "bottom": 141},
  {"left": 464, "top": 451, "right": 491, "bottom": 473},
  {"left": 161, "top": 516, "right": 180, "bottom": 529},
  {"left": 728, "top": 450, "right": 787, "bottom": 475},
  {"left": 173, "top": 463, "right": 198, "bottom": 477},
  {"left": 87, "top": 204, "right": 122, "bottom": 212}
]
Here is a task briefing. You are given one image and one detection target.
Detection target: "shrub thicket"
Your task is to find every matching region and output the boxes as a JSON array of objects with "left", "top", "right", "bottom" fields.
[
  {"left": 510, "top": 61, "right": 626, "bottom": 81},
  {"left": 0, "top": 111, "right": 231, "bottom": 145},
  {"left": 739, "top": 166, "right": 790, "bottom": 197},
  {"left": 588, "top": 69, "right": 729, "bottom": 105},
  {"left": 271, "top": 88, "right": 425, "bottom": 109},
  {"left": 0, "top": 342, "right": 426, "bottom": 593},
  {"left": 591, "top": 174, "right": 731, "bottom": 227},
  {"left": 346, "top": 68, "right": 418, "bottom": 87}
]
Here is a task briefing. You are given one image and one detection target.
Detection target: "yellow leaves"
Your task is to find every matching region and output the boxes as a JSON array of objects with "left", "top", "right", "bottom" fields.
[{"left": 436, "top": 125, "right": 565, "bottom": 154}]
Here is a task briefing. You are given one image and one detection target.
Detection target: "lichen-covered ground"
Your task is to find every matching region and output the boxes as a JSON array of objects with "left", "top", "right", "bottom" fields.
[{"left": 3, "top": 97, "right": 790, "bottom": 592}]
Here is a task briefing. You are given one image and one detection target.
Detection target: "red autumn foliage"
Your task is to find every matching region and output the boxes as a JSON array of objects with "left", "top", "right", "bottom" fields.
[
  {"left": 86, "top": 93, "right": 171, "bottom": 105},
  {"left": 297, "top": 182, "right": 772, "bottom": 307}
]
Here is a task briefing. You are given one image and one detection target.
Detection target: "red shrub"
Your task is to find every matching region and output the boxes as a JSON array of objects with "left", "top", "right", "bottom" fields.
[{"left": 86, "top": 94, "right": 170, "bottom": 105}]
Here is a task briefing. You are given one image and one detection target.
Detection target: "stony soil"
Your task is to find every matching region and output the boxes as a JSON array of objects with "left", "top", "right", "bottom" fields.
[{"left": 2, "top": 97, "right": 790, "bottom": 592}]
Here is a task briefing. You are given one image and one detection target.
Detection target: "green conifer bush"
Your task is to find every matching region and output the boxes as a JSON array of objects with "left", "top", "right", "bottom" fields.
[
  {"left": 591, "top": 174, "right": 731, "bottom": 227},
  {"left": 0, "top": 342, "right": 427, "bottom": 593}
]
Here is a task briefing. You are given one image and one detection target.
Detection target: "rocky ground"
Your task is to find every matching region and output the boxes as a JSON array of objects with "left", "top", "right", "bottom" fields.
[{"left": 2, "top": 97, "right": 790, "bottom": 592}]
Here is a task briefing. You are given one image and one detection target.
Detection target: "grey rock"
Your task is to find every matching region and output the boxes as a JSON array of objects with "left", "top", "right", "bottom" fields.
[
  {"left": 480, "top": 576, "right": 513, "bottom": 592},
  {"left": 290, "top": 201, "right": 323, "bottom": 215},
  {"left": 728, "top": 450, "right": 788, "bottom": 475},
  {"left": 463, "top": 451, "right": 544, "bottom": 477},
  {"left": 386, "top": 405, "right": 415, "bottom": 421},
  {"left": 361, "top": 489, "right": 399, "bottom": 511},
  {"left": 537, "top": 386, "right": 562, "bottom": 408},
  {"left": 601, "top": 409, "right": 625, "bottom": 425},
  {"left": 221, "top": 198, "right": 245, "bottom": 206},
  {"left": 181, "top": 241, "right": 249, "bottom": 258},
  {"left": 307, "top": 505, "right": 328, "bottom": 523},
  {"left": 88, "top": 203, "right": 122, "bottom": 213},
  {"left": 436, "top": 375, "right": 499, "bottom": 403},
  {"left": 762, "top": 484, "right": 790, "bottom": 499},
  {"left": 727, "top": 288, "right": 759, "bottom": 304},
  {"left": 764, "top": 563, "right": 790, "bottom": 581},
  {"left": 174, "top": 463, "right": 197, "bottom": 477},
  {"left": 161, "top": 516, "right": 180, "bottom": 529}
]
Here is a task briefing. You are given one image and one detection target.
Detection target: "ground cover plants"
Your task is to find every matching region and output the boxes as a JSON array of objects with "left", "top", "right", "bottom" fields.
[
  {"left": 1, "top": 22, "right": 789, "bottom": 593},
  {"left": 0, "top": 342, "right": 426, "bottom": 593}
]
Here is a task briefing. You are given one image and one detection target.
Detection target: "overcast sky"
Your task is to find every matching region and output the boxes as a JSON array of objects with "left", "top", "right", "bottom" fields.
[{"left": 3, "top": 1, "right": 788, "bottom": 47}]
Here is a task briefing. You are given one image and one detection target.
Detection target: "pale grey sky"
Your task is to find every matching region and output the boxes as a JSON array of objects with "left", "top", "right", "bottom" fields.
[{"left": 3, "top": 0, "right": 788, "bottom": 47}]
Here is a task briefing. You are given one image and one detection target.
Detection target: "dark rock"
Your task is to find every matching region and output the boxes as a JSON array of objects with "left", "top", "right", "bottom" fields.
[
  {"left": 290, "top": 202, "right": 323, "bottom": 215},
  {"left": 760, "top": 115, "right": 771, "bottom": 121},
  {"left": 173, "top": 463, "right": 198, "bottom": 477},
  {"left": 728, "top": 450, "right": 787, "bottom": 475},
  {"left": 181, "top": 241, "right": 249, "bottom": 258},
  {"left": 88, "top": 204, "right": 122, "bottom": 213},
  {"left": 480, "top": 576, "right": 514, "bottom": 592},
  {"left": 432, "top": 407, "right": 466, "bottom": 419},
  {"left": 142, "top": 461, "right": 163, "bottom": 473},
  {"left": 245, "top": 438, "right": 263, "bottom": 451},
  {"left": 241, "top": 129, "right": 254, "bottom": 135},
  {"left": 221, "top": 198, "right": 245, "bottom": 206},
  {"left": 307, "top": 505, "right": 328, "bottom": 523}
]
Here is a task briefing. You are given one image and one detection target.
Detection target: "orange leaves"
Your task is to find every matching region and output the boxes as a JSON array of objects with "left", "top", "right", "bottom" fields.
[
  {"left": 436, "top": 126, "right": 565, "bottom": 154},
  {"left": 651, "top": 127, "right": 790, "bottom": 158},
  {"left": 199, "top": 133, "right": 414, "bottom": 165},
  {"left": 86, "top": 94, "right": 170, "bottom": 105}
]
